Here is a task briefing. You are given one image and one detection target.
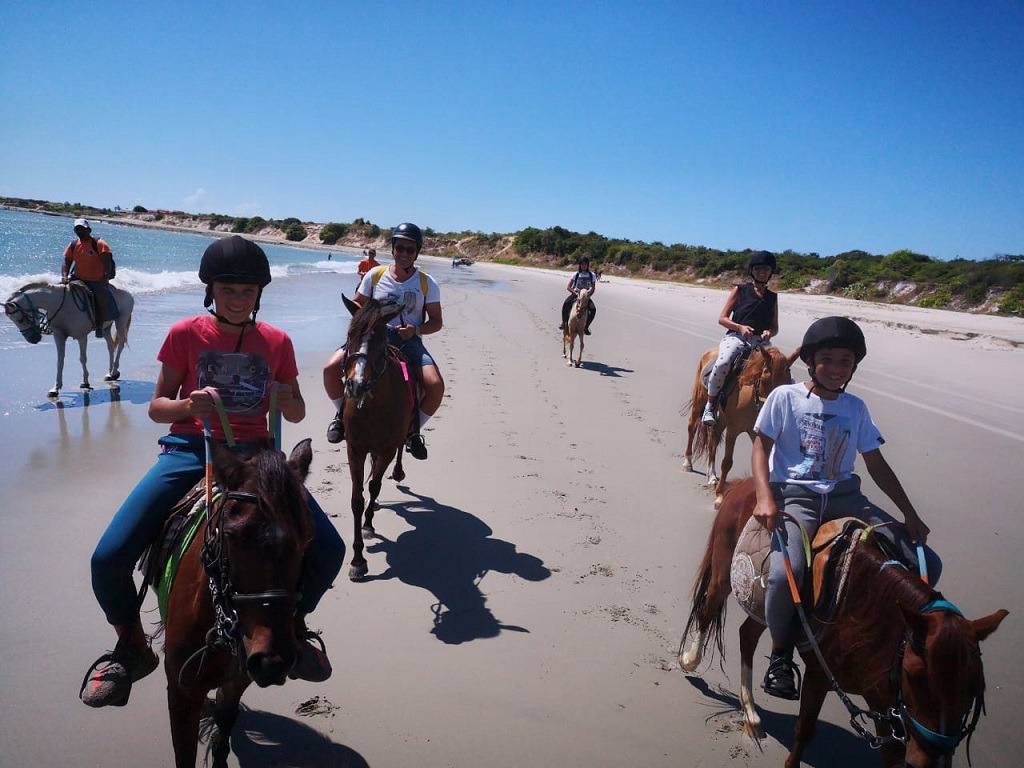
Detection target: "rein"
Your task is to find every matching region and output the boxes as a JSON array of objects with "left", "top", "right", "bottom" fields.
[
  {"left": 774, "top": 523, "right": 980, "bottom": 757},
  {"left": 178, "top": 389, "right": 292, "bottom": 687}
]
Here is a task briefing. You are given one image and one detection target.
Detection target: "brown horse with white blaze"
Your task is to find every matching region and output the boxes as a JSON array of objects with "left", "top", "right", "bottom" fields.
[
  {"left": 341, "top": 295, "right": 414, "bottom": 580},
  {"left": 162, "top": 439, "right": 315, "bottom": 768},
  {"left": 682, "top": 344, "right": 799, "bottom": 507},
  {"left": 678, "top": 477, "right": 1008, "bottom": 768}
]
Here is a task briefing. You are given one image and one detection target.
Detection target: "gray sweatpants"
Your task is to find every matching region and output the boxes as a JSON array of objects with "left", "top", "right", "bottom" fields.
[{"left": 765, "top": 475, "right": 942, "bottom": 646}]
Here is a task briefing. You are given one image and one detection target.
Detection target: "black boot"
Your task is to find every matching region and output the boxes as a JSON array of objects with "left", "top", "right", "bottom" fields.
[
  {"left": 762, "top": 648, "right": 801, "bottom": 700},
  {"left": 326, "top": 410, "right": 344, "bottom": 444}
]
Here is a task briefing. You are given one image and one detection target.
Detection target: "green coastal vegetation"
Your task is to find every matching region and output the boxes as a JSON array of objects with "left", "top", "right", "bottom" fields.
[{"left": 5, "top": 196, "right": 1023, "bottom": 316}]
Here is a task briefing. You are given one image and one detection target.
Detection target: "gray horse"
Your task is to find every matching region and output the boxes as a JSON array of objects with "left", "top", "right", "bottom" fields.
[{"left": 4, "top": 281, "right": 134, "bottom": 397}]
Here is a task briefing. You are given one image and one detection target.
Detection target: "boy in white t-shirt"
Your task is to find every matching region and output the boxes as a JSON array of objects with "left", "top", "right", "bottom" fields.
[{"left": 751, "top": 316, "right": 941, "bottom": 700}]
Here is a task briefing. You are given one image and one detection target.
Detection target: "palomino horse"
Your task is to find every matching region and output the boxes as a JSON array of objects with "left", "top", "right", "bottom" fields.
[
  {"left": 161, "top": 439, "right": 315, "bottom": 768},
  {"left": 4, "top": 281, "right": 133, "bottom": 397},
  {"left": 682, "top": 345, "right": 798, "bottom": 507},
  {"left": 562, "top": 287, "right": 591, "bottom": 368},
  {"left": 678, "top": 478, "right": 1008, "bottom": 768},
  {"left": 341, "top": 295, "right": 414, "bottom": 580}
]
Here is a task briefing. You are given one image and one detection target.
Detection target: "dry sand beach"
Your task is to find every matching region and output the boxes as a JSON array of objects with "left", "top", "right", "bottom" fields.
[{"left": 1, "top": 256, "right": 1021, "bottom": 767}]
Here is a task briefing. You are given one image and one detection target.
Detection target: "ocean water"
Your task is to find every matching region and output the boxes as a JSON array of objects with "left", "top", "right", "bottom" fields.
[{"left": 0, "top": 208, "right": 497, "bottom": 417}]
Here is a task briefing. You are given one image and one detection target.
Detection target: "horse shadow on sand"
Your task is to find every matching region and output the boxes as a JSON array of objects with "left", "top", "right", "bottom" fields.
[
  {"left": 220, "top": 703, "right": 369, "bottom": 768},
  {"left": 362, "top": 488, "right": 551, "bottom": 644},
  {"left": 684, "top": 676, "right": 878, "bottom": 767},
  {"left": 576, "top": 361, "right": 634, "bottom": 378},
  {"left": 32, "top": 379, "right": 156, "bottom": 410}
]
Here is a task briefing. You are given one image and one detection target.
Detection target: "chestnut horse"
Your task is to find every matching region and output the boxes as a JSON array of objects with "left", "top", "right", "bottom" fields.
[
  {"left": 682, "top": 345, "right": 799, "bottom": 507},
  {"left": 562, "top": 287, "right": 591, "bottom": 368},
  {"left": 678, "top": 478, "right": 1008, "bottom": 768},
  {"left": 162, "top": 438, "right": 315, "bottom": 768},
  {"left": 341, "top": 295, "right": 414, "bottom": 580}
]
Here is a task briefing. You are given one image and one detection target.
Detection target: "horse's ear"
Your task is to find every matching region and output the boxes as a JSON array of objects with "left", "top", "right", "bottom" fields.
[
  {"left": 209, "top": 438, "right": 249, "bottom": 489},
  {"left": 972, "top": 608, "right": 1009, "bottom": 642},
  {"left": 287, "top": 438, "right": 313, "bottom": 482},
  {"left": 342, "top": 294, "right": 360, "bottom": 317},
  {"left": 380, "top": 301, "right": 404, "bottom": 323},
  {"left": 788, "top": 348, "right": 802, "bottom": 367}
]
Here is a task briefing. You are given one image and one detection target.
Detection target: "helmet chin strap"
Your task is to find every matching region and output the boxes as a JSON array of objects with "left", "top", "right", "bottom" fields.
[
  {"left": 206, "top": 308, "right": 257, "bottom": 353},
  {"left": 805, "top": 365, "right": 855, "bottom": 396}
]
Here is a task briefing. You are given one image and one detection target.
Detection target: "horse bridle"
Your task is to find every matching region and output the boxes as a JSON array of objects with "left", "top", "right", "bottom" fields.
[
  {"left": 5, "top": 288, "right": 62, "bottom": 342},
  {"left": 178, "top": 488, "right": 300, "bottom": 686},
  {"left": 886, "top": 601, "right": 985, "bottom": 763},
  {"left": 343, "top": 332, "right": 391, "bottom": 407}
]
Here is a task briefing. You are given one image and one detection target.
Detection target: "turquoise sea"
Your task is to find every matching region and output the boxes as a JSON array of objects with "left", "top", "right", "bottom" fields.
[{"left": 0, "top": 208, "right": 495, "bottom": 417}]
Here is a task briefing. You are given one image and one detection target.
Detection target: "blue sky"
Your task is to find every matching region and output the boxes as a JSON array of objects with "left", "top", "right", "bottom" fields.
[{"left": 2, "top": 1, "right": 1021, "bottom": 261}]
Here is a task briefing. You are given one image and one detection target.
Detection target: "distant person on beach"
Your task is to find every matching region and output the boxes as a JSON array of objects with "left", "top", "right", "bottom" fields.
[
  {"left": 751, "top": 316, "right": 940, "bottom": 700},
  {"left": 701, "top": 250, "right": 779, "bottom": 426},
  {"left": 558, "top": 256, "right": 597, "bottom": 335},
  {"left": 357, "top": 248, "right": 380, "bottom": 280},
  {"left": 79, "top": 235, "right": 345, "bottom": 708},
  {"left": 61, "top": 218, "right": 114, "bottom": 338},
  {"left": 323, "top": 222, "right": 444, "bottom": 460}
]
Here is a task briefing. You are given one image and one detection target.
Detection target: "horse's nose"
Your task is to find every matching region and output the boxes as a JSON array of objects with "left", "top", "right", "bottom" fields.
[{"left": 246, "top": 651, "right": 292, "bottom": 687}]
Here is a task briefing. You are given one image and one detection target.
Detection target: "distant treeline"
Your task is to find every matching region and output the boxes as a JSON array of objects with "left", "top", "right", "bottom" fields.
[{"left": 5, "top": 197, "right": 1021, "bottom": 315}]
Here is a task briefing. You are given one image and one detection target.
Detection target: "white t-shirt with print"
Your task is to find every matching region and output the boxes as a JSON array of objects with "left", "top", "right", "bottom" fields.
[
  {"left": 753, "top": 382, "right": 885, "bottom": 494},
  {"left": 356, "top": 266, "right": 441, "bottom": 330}
]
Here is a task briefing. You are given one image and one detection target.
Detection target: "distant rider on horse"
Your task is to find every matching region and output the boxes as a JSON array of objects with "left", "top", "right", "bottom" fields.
[
  {"left": 702, "top": 250, "right": 779, "bottom": 426},
  {"left": 323, "top": 222, "right": 444, "bottom": 460},
  {"left": 558, "top": 256, "right": 597, "bottom": 335}
]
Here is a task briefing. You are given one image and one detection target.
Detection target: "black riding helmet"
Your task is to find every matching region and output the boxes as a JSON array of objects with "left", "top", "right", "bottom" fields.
[
  {"left": 748, "top": 250, "right": 777, "bottom": 278},
  {"left": 199, "top": 235, "right": 271, "bottom": 318},
  {"left": 391, "top": 222, "right": 423, "bottom": 253},
  {"left": 800, "top": 316, "right": 866, "bottom": 393}
]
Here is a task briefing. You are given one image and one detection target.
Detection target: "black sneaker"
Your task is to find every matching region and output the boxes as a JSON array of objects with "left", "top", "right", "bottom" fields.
[
  {"left": 326, "top": 412, "right": 344, "bottom": 444},
  {"left": 406, "top": 434, "right": 428, "bottom": 460},
  {"left": 762, "top": 650, "right": 801, "bottom": 700}
]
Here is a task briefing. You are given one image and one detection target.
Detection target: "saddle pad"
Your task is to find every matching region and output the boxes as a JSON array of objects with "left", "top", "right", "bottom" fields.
[{"left": 731, "top": 516, "right": 772, "bottom": 622}]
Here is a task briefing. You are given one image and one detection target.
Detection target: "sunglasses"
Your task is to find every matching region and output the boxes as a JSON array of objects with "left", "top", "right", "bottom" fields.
[{"left": 394, "top": 244, "right": 417, "bottom": 256}]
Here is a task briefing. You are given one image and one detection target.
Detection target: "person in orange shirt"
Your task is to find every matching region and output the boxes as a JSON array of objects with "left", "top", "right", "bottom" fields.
[
  {"left": 356, "top": 248, "right": 380, "bottom": 284},
  {"left": 62, "top": 219, "right": 115, "bottom": 337}
]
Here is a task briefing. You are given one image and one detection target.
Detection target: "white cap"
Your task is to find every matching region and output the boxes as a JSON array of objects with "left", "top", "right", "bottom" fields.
[{"left": 73, "top": 218, "right": 91, "bottom": 229}]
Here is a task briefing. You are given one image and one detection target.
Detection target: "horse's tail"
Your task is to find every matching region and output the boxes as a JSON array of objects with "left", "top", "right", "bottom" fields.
[
  {"left": 681, "top": 522, "right": 729, "bottom": 669},
  {"left": 114, "top": 312, "right": 131, "bottom": 347},
  {"left": 684, "top": 354, "right": 716, "bottom": 461}
]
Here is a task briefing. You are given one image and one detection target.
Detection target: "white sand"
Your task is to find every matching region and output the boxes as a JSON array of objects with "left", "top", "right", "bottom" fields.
[{"left": 1, "top": 259, "right": 1021, "bottom": 767}]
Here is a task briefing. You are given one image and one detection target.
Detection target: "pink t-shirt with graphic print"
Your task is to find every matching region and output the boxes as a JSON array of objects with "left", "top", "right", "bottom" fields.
[{"left": 158, "top": 315, "right": 299, "bottom": 443}]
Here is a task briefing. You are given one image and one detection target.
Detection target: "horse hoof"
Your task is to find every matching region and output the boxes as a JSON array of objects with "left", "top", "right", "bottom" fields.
[
  {"left": 80, "top": 383, "right": 93, "bottom": 391},
  {"left": 679, "top": 652, "right": 700, "bottom": 673},
  {"left": 348, "top": 563, "right": 368, "bottom": 581},
  {"left": 47, "top": 388, "right": 59, "bottom": 398},
  {"left": 104, "top": 372, "right": 121, "bottom": 381},
  {"left": 681, "top": 458, "right": 693, "bottom": 472},
  {"left": 361, "top": 525, "right": 376, "bottom": 539}
]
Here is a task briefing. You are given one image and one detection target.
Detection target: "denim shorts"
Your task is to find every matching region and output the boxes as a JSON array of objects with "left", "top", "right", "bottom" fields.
[{"left": 387, "top": 328, "right": 437, "bottom": 369}]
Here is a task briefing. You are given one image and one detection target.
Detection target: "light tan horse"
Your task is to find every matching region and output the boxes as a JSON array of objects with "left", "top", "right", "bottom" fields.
[
  {"left": 682, "top": 345, "right": 799, "bottom": 506},
  {"left": 561, "top": 287, "right": 591, "bottom": 368}
]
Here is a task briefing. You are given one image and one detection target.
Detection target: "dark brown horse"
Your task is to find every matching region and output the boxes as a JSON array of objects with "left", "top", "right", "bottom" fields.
[
  {"left": 682, "top": 345, "right": 799, "bottom": 507},
  {"left": 162, "top": 439, "right": 314, "bottom": 768},
  {"left": 341, "top": 295, "right": 414, "bottom": 580},
  {"left": 678, "top": 478, "right": 1008, "bottom": 768}
]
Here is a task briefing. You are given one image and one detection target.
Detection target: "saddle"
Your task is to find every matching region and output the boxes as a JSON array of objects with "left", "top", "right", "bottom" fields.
[
  {"left": 137, "top": 484, "right": 207, "bottom": 622},
  {"left": 730, "top": 516, "right": 885, "bottom": 634},
  {"left": 700, "top": 345, "right": 753, "bottom": 403},
  {"left": 68, "top": 279, "right": 118, "bottom": 327}
]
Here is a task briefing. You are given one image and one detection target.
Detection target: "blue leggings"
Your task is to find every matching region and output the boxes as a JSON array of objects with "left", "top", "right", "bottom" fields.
[
  {"left": 765, "top": 476, "right": 942, "bottom": 647},
  {"left": 91, "top": 434, "right": 345, "bottom": 626}
]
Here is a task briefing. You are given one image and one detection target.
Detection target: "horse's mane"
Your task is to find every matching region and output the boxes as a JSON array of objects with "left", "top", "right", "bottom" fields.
[
  {"left": 347, "top": 299, "right": 388, "bottom": 346},
  {"left": 737, "top": 345, "right": 787, "bottom": 387},
  {"left": 831, "top": 541, "right": 934, "bottom": 687},
  {"left": 250, "top": 450, "right": 314, "bottom": 539}
]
